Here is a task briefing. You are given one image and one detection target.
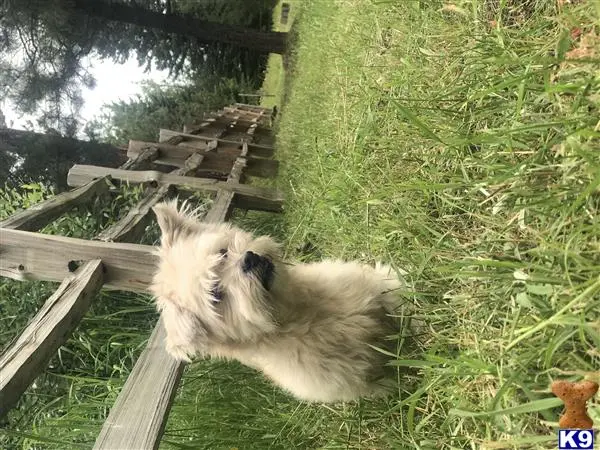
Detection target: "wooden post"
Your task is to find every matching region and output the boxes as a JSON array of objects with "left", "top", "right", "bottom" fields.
[
  {"left": 0, "top": 177, "right": 110, "bottom": 232},
  {"left": 0, "top": 228, "right": 156, "bottom": 292},
  {"left": 205, "top": 142, "right": 248, "bottom": 223},
  {"left": 67, "top": 165, "right": 284, "bottom": 213},
  {"left": 93, "top": 319, "right": 184, "bottom": 450},
  {"left": 0, "top": 260, "right": 105, "bottom": 418}
]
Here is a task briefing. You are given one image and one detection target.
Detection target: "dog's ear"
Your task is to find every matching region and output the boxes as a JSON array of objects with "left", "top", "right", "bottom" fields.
[{"left": 152, "top": 200, "right": 198, "bottom": 248}]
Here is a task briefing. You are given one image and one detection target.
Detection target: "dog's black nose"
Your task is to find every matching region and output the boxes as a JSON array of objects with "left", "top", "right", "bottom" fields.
[
  {"left": 242, "top": 251, "right": 275, "bottom": 290},
  {"left": 242, "top": 251, "right": 261, "bottom": 273}
]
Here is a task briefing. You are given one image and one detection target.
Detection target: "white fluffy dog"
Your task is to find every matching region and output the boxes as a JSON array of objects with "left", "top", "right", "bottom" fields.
[{"left": 150, "top": 201, "right": 414, "bottom": 402}]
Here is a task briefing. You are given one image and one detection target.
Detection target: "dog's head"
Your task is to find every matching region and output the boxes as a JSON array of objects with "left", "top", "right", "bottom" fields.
[{"left": 150, "top": 200, "right": 282, "bottom": 361}]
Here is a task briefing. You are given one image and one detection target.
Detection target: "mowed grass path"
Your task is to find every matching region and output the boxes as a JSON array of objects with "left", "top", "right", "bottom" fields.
[{"left": 268, "top": 0, "right": 599, "bottom": 448}]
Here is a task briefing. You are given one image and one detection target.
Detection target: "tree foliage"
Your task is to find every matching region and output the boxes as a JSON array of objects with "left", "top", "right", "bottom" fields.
[
  {"left": 94, "top": 72, "right": 257, "bottom": 145},
  {"left": 0, "top": 0, "right": 278, "bottom": 129},
  {"left": 0, "top": 128, "right": 125, "bottom": 191}
]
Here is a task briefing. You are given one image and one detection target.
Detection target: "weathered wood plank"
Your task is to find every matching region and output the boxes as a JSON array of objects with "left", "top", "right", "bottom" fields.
[
  {"left": 204, "top": 189, "right": 235, "bottom": 223},
  {"left": 96, "top": 154, "right": 204, "bottom": 243},
  {"left": 158, "top": 129, "right": 274, "bottom": 158},
  {"left": 95, "top": 186, "right": 170, "bottom": 243},
  {"left": 0, "top": 260, "right": 105, "bottom": 418},
  {"left": 177, "top": 152, "right": 204, "bottom": 175},
  {"left": 119, "top": 145, "right": 159, "bottom": 170},
  {"left": 204, "top": 142, "right": 248, "bottom": 224},
  {"left": 93, "top": 320, "right": 184, "bottom": 450},
  {"left": 94, "top": 155, "right": 242, "bottom": 450},
  {"left": 128, "top": 140, "right": 278, "bottom": 178},
  {"left": 67, "top": 165, "right": 283, "bottom": 213},
  {"left": 232, "top": 103, "right": 273, "bottom": 114},
  {"left": 182, "top": 119, "right": 229, "bottom": 138},
  {"left": 154, "top": 156, "right": 277, "bottom": 179},
  {"left": 0, "top": 228, "right": 156, "bottom": 292},
  {"left": 0, "top": 177, "right": 110, "bottom": 232}
]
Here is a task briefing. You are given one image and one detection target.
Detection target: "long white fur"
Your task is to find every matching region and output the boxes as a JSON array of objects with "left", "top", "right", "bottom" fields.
[{"left": 150, "top": 201, "right": 413, "bottom": 402}]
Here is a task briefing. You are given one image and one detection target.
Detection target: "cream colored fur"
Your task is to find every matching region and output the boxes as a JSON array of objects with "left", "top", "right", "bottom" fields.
[{"left": 150, "top": 200, "right": 412, "bottom": 403}]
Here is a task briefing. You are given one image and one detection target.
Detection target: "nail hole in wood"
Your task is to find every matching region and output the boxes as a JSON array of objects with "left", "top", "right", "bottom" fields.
[{"left": 68, "top": 260, "right": 80, "bottom": 272}]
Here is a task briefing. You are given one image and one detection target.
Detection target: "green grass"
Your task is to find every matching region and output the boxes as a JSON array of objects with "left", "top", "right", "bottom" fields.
[
  {"left": 258, "top": 0, "right": 301, "bottom": 108},
  {"left": 168, "top": 0, "right": 600, "bottom": 448}
]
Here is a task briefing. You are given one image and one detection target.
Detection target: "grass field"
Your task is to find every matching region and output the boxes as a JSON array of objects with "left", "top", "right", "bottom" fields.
[
  {"left": 165, "top": 0, "right": 600, "bottom": 448},
  {"left": 172, "top": 0, "right": 600, "bottom": 448},
  {"left": 271, "top": 0, "right": 600, "bottom": 447},
  {"left": 171, "top": 0, "right": 600, "bottom": 448},
  {"left": 2, "top": 0, "right": 599, "bottom": 448}
]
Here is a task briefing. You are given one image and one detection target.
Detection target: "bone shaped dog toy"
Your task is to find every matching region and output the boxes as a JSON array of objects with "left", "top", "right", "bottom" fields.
[{"left": 551, "top": 380, "right": 598, "bottom": 429}]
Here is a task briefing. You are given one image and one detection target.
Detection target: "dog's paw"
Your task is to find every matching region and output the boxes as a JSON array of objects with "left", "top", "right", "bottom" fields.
[
  {"left": 375, "top": 262, "right": 407, "bottom": 276},
  {"left": 165, "top": 342, "right": 193, "bottom": 363},
  {"left": 374, "top": 262, "right": 406, "bottom": 289}
]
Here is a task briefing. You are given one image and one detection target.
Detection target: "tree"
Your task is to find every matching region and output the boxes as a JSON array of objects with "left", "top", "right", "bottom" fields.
[
  {"left": 72, "top": 0, "right": 286, "bottom": 55},
  {"left": 0, "top": 128, "right": 126, "bottom": 190},
  {"left": 93, "top": 72, "right": 256, "bottom": 146},
  {"left": 0, "top": 0, "right": 283, "bottom": 126}
]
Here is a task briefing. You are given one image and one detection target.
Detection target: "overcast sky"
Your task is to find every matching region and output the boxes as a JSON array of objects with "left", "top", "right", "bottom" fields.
[{"left": 1, "top": 56, "right": 171, "bottom": 132}]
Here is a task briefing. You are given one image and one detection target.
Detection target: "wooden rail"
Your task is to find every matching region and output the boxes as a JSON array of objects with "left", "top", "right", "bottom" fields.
[
  {"left": 67, "top": 165, "right": 284, "bottom": 213},
  {"left": 127, "top": 140, "right": 279, "bottom": 178},
  {"left": 158, "top": 129, "right": 274, "bottom": 157},
  {"left": 0, "top": 260, "right": 105, "bottom": 417},
  {"left": 93, "top": 111, "right": 256, "bottom": 450},
  {"left": 0, "top": 228, "right": 156, "bottom": 291},
  {"left": 93, "top": 319, "right": 184, "bottom": 450},
  {"left": 0, "top": 103, "right": 279, "bottom": 446},
  {"left": 0, "top": 177, "right": 111, "bottom": 231}
]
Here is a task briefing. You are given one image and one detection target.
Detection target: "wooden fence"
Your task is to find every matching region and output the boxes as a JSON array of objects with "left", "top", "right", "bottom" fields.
[{"left": 0, "top": 103, "right": 282, "bottom": 449}]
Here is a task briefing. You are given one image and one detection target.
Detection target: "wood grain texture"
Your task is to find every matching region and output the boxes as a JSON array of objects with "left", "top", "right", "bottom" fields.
[
  {"left": 119, "top": 145, "right": 159, "bottom": 170},
  {"left": 0, "top": 260, "right": 105, "bottom": 418},
  {"left": 96, "top": 153, "right": 205, "bottom": 242},
  {"left": 204, "top": 142, "right": 247, "bottom": 223},
  {"left": 93, "top": 319, "right": 185, "bottom": 450},
  {"left": 67, "top": 165, "right": 283, "bottom": 213},
  {"left": 158, "top": 129, "right": 274, "bottom": 158},
  {"left": 128, "top": 140, "right": 278, "bottom": 178},
  {"left": 0, "top": 177, "right": 110, "bottom": 231},
  {"left": 0, "top": 228, "right": 156, "bottom": 292},
  {"left": 94, "top": 146, "right": 244, "bottom": 449}
]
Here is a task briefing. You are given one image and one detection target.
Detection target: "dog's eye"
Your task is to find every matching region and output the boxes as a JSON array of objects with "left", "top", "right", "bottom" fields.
[{"left": 219, "top": 248, "right": 228, "bottom": 258}]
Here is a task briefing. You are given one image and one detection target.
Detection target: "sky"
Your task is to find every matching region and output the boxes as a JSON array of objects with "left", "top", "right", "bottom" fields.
[{"left": 2, "top": 56, "right": 172, "bottom": 132}]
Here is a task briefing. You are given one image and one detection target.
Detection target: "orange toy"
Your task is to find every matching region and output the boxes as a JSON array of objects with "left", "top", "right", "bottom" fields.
[{"left": 551, "top": 380, "right": 598, "bottom": 429}]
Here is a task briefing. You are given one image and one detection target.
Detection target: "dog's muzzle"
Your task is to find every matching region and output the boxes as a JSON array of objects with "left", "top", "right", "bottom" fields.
[{"left": 242, "top": 251, "right": 274, "bottom": 290}]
